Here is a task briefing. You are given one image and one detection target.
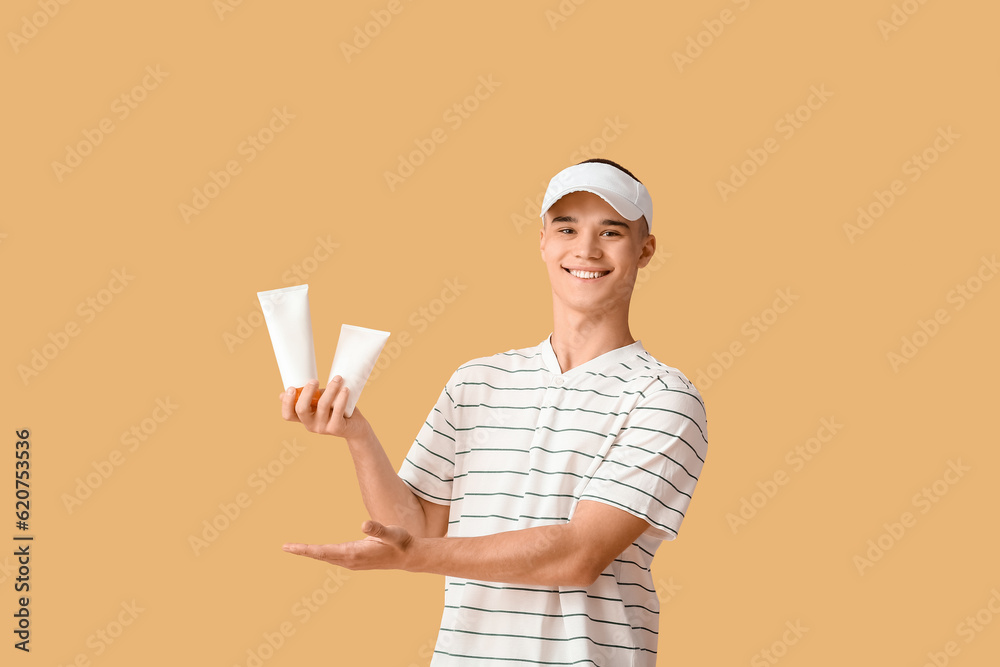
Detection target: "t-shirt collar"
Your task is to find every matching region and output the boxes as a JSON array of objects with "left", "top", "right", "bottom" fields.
[{"left": 540, "top": 332, "right": 645, "bottom": 377}]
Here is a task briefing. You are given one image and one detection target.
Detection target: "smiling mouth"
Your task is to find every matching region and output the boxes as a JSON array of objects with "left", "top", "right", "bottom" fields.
[{"left": 564, "top": 268, "right": 611, "bottom": 279}]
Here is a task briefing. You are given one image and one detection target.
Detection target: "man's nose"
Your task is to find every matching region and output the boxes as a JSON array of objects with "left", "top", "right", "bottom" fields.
[{"left": 574, "top": 233, "right": 602, "bottom": 258}]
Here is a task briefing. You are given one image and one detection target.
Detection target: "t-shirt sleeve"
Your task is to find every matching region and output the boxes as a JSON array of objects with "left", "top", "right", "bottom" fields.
[
  {"left": 578, "top": 380, "right": 708, "bottom": 541},
  {"left": 397, "top": 374, "right": 460, "bottom": 506}
]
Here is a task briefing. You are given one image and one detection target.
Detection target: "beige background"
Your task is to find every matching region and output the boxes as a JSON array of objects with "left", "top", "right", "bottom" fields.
[{"left": 3, "top": 1, "right": 999, "bottom": 665}]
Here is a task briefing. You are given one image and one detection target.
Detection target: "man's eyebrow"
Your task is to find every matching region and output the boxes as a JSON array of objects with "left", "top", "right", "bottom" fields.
[
  {"left": 550, "top": 215, "right": 631, "bottom": 230},
  {"left": 601, "top": 219, "right": 631, "bottom": 230}
]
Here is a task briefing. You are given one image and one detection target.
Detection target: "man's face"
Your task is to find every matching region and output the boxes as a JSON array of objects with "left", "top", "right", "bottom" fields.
[{"left": 539, "top": 190, "right": 656, "bottom": 316}]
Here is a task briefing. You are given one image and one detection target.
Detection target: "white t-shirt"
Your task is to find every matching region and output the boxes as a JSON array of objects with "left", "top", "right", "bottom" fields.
[{"left": 397, "top": 334, "right": 708, "bottom": 666}]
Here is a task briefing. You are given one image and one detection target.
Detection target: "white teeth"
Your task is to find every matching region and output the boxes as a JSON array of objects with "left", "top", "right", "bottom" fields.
[{"left": 568, "top": 269, "right": 608, "bottom": 279}]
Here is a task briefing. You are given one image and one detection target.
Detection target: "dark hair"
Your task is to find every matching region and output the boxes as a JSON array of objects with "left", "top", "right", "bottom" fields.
[{"left": 576, "top": 158, "right": 642, "bottom": 184}]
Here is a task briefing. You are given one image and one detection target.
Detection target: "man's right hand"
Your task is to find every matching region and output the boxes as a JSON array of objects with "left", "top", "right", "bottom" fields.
[{"left": 278, "top": 376, "right": 372, "bottom": 441}]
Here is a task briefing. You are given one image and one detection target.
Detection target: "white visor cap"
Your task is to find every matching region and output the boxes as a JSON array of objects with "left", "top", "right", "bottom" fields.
[{"left": 539, "top": 162, "right": 653, "bottom": 233}]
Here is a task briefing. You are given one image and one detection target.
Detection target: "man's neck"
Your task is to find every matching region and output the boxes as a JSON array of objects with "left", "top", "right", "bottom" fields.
[{"left": 549, "top": 304, "right": 635, "bottom": 373}]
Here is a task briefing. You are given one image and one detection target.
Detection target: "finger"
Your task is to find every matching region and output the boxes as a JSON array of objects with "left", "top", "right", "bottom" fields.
[
  {"left": 294, "top": 380, "right": 320, "bottom": 418},
  {"left": 280, "top": 387, "right": 301, "bottom": 423},
  {"left": 315, "top": 375, "right": 342, "bottom": 417},
  {"left": 361, "top": 521, "right": 409, "bottom": 549},
  {"left": 322, "top": 378, "right": 351, "bottom": 432},
  {"left": 331, "top": 378, "right": 351, "bottom": 420},
  {"left": 282, "top": 543, "right": 332, "bottom": 560}
]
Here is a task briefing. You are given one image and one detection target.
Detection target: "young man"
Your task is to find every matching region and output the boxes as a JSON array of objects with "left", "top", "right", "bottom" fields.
[{"left": 279, "top": 159, "right": 708, "bottom": 666}]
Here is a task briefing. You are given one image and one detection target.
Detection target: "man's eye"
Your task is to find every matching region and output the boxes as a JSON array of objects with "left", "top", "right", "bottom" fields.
[
  {"left": 602, "top": 230, "right": 621, "bottom": 237},
  {"left": 558, "top": 228, "right": 574, "bottom": 234}
]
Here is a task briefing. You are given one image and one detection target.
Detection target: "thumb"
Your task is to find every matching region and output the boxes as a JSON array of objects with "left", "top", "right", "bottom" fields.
[{"left": 362, "top": 520, "right": 409, "bottom": 548}]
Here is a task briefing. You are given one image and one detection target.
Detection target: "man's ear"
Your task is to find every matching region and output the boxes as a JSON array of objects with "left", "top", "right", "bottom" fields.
[
  {"left": 637, "top": 232, "right": 656, "bottom": 269},
  {"left": 539, "top": 220, "right": 546, "bottom": 256}
]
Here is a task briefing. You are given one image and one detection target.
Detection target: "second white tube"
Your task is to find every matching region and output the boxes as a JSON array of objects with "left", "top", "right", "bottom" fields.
[{"left": 327, "top": 324, "right": 390, "bottom": 418}]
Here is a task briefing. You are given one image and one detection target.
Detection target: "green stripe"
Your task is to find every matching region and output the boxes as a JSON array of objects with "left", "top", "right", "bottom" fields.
[
  {"left": 613, "top": 556, "right": 650, "bottom": 572},
  {"left": 423, "top": 420, "right": 456, "bottom": 442},
  {"left": 454, "top": 424, "right": 536, "bottom": 433},
  {"left": 530, "top": 445, "right": 596, "bottom": 459},
  {"left": 448, "top": 513, "right": 569, "bottom": 524},
  {"left": 525, "top": 490, "right": 577, "bottom": 500},
  {"left": 582, "top": 369, "right": 632, "bottom": 384},
  {"left": 455, "top": 381, "right": 623, "bottom": 401},
  {"left": 589, "top": 475, "right": 686, "bottom": 516},
  {"left": 462, "top": 491, "right": 525, "bottom": 500},
  {"left": 432, "top": 406, "right": 458, "bottom": 433},
  {"left": 600, "top": 457, "right": 692, "bottom": 499},
  {"left": 448, "top": 579, "right": 628, "bottom": 606},
  {"left": 455, "top": 447, "right": 531, "bottom": 456},
  {"left": 459, "top": 362, "right": 548, "bottom": 374},
  {"left": 538, "top": 424, "right": 608, "bottom": 439},
  {"left": 598, "top": 573, "right": 656, "bottom": 593},
  {"left": 622, "top": 425, "right": 705, "bottom": 463},
  {"left": 431, "top": 650, "right": 603, "bottom": 666},
  {"left": 414, "top": 439, "right": 454, "bottom": 466},
  {"left": 454, "top": 381, "right": 546, "bottom": 392},
  {"left": 578, "top": 494, "right": 677, "bottom": 536},
  {"left": 442, "top": 604, "right": 657, "bottom": 634},
  {"left": 631, "top": 404, "right": 707, "bottom": 443},
  {"left": 456, "top": 401, "right": 541, "bottom": 411},
  {"left": 655, "top": 377, "right": 705, "bottom": 411},
  {"left": 500, "top": 350, "right": 542, "bottom": 359},
  {"left": 634, "top": 542, "right": 656, "bottom": 559},
  {"left": 402, "top": 458, "right": 453, "bottom": 483},
  {"left": 437, "top": 627, "right": 651, "bottom": 653},
  {"left": 454, "top": 401, "right": 628, "bottom": 419},
  {"left": 616, "top": 442, "right": 699, "bottom": 481},
  {"left": 453, "top": 470, "right": 529, "bottom": 480},
  {"left": 399, "top": 478, "right": 451, "bottom": 503}
]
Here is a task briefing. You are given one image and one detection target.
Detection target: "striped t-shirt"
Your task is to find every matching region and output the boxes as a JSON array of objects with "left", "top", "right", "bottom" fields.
[{"left": 397, "top": 334, "right": 708, "bottom": 666}]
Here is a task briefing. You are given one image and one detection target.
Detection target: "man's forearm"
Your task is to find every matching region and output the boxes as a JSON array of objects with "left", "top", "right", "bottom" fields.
[
  {"left": 344, "top": 426, "right": 429, "bottom": 536},
  {"left": 405, "top": 523, "right": 597, "bottom": 587}
]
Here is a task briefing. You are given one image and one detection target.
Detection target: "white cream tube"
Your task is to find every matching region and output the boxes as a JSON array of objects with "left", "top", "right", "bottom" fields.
[
  {"left": 257, "top": 285, "right": 318, "bottom": 391},
  {"left": 327, "top": 324, "right": 390, "bottom": 418}
]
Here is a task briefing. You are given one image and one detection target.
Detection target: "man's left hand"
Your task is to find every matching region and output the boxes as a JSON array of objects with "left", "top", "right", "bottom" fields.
[{"left": 282, "top": 520, "right": 415, "bottom": 571}]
